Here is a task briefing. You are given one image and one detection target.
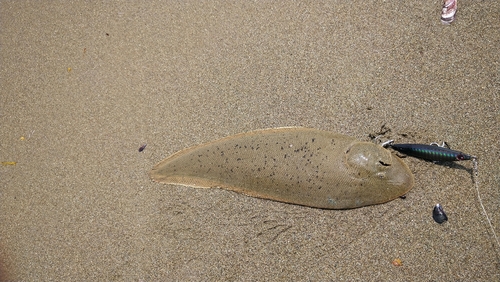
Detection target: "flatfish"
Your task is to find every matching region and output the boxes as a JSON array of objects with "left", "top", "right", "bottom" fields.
[{"left": 150, "top": 128, "right": 414, "bottom": 209}]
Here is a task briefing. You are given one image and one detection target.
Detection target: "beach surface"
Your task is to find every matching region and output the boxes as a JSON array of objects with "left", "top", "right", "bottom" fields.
[{"left": 1, "top": 1, "right": 499, "bottom": 280}]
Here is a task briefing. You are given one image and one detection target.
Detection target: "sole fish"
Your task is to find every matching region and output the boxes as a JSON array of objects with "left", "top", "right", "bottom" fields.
[{"left": 150, "top": 128, "right": 414, "bottom": 209}]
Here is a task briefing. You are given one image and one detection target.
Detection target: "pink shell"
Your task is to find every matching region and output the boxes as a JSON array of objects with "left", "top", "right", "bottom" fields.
[{"left": 441, "top": 0, "right": 457, "bottom": 24}]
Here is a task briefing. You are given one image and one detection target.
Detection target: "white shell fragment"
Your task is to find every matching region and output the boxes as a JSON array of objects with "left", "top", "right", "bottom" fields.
[
  {"left": 441, "top": 0, "right": 457, "bottom": 24},
  {"left": 150, "top": 128, "right": 414, "bottom": 209}
]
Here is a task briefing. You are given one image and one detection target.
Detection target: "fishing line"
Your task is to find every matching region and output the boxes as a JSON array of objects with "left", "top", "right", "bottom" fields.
[{"left": 471, "top": 156, "right": 500, "bottom": 250}]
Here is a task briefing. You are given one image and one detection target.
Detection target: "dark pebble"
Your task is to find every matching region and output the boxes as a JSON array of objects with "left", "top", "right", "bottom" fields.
[{"left": 433, "top": 204, "right": 448, "bottom": 224}]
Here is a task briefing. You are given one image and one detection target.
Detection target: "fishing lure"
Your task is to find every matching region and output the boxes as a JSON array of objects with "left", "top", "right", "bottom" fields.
[{"left": 382, "top": 141, "right": 472, "bottom": 162}]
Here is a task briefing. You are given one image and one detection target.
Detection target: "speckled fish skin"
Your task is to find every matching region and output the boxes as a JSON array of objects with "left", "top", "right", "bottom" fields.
[{"left": 150, "top": 128, "right": 414, "bottom": 209}]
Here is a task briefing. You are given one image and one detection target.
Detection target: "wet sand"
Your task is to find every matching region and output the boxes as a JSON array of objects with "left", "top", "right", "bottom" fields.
[{"left": 1, "top": 1, "right": 499, "bottom": 280}]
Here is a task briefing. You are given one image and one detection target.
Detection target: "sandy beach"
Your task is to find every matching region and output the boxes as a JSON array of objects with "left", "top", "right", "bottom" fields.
[{"left": 1, "top": 1, "right": 499, "bottom": 280}]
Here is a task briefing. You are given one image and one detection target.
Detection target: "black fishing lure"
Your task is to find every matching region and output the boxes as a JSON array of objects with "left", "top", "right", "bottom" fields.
[{"left": 384, "top": 142, "right": 472, "bottom": 162}]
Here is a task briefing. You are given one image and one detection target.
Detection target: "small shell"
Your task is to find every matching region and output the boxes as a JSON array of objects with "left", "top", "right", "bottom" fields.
[
  {"left": 150, "top": 128, "right": 414, "bottom": 209},
  {"left": 441, "top": 0, "right": 457, "bottom": 24},
  {"left": 392, "top": 258, "right": 403, "bottom": 266},
  {"left": 433, "top": 204, "right": 448, "bottom": 223}
]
